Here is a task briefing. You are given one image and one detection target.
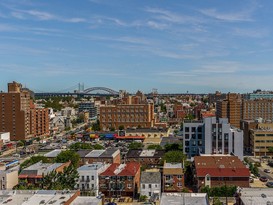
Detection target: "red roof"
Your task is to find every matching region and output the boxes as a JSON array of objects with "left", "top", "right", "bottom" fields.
[
  {"left": 196, "top": 168, "right": 250, "bottom": 177},
  {"left": 18, "top": 174, "right": 28, "bottom": 179},
  {"left": 194, "top": 156, "right": 250, "bottom": 177},
  {"left": 100, "top": 162, "right": 140, "bottom": 176}
]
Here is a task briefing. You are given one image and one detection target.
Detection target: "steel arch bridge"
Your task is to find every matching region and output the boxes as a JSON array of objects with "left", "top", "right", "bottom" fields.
[{"left": 83, "top": 87, "right": 119, "bottom": 95}]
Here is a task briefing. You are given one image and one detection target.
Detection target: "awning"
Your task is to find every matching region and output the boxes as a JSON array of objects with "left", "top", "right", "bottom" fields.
[{"left": 18, "top": 175, "right": 28, "bottom": 179}]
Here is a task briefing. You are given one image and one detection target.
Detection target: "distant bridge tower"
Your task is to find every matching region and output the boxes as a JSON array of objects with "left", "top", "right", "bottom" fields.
[{"left": 76, "top": 83, "right": 85, "bottom": 93}]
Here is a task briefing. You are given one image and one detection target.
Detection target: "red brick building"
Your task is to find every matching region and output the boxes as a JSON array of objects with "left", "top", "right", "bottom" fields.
[
  {"left": 0, "top": 82, "right": 32, "bottom": 140},
  {"left": 100, "top": 92, "right": 154, "bottom": 130},
  {"left": 0, "top": 82, "right": 49, "bottom": 141},
  {"left": 99, "top": 162, "right": 141, "bottom": 198},
  {"left": 193, "top": 156, "right": 250, "bottom": 192},
  {"left": 163, "top": 162, "right": 184, "bottom": 192}
]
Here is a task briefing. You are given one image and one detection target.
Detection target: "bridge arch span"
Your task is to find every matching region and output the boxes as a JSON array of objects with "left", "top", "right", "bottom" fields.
[{"left": 83, "top": 87, "right": 119, "bottom": 95}]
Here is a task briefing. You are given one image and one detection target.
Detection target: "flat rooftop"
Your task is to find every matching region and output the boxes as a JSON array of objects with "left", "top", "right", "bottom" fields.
[
  {"left": 44, "top": 149, "right": 62, "bottom": 158},
  {"left": 160, "top": 193, "right": 209, "bottom": 205},
  {"left": 85, "top": 150, "right": 105, "bottom": 158},
  {"left": 77, "top": 163, "right": 104, "bottom": 171},
  {"left": 238, "top": 188, "right": 273, "bottom": 204},
  {"left": 70, "top": 196, "right": 101, "bottom": 205}
]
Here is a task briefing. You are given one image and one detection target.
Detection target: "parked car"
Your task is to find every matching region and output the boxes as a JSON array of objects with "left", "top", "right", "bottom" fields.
[
  {"left": 249, "top": 177, "right": 254, "bottom": 183},
  {"left": 260, "top": 176, "right": 268, "bottom": 182},
  {"left": 266, "top": 181, "right": 273, "bottom": 188},
  {"left": 264, "top": 169, "right": 271, "bottom": 173}
]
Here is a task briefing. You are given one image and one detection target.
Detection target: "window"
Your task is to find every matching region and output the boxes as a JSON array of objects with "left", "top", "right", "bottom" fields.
[
  {"left": 185, "top": 127, "right": 189, "bottom": 132},
  {"left": 185, "top": 141, "right": 189, "bottom": 146},
  {"left": 127, "top": 176, "right": 133, "bottom": 180},
  {"left": 87, "top": 184, "right": 90, "bottom": 189},
  {"left": 177, "top": 175, "right": 182, "bottom": 180},
  {"left": 142, "top": 184, "right": 145, "bottom": 189},
  {"left": 81, "top": 176, "right": 84, "bottom": 181},
  {"left": 127, "top": 184, "right": 132, "bottom": 189},
  {"left": 148, "top": 184, "right": 151, "bottom": 188},
  {"left": 149, "top": 192, "right": 152, "bottom": 196},
  {"left": 185, "top": 134, "right": 189, "bottom": 139},
  {"left": 198, "top": 126, "right": 202, "bottom": 132},
  {"left": 177, "top": 182, "right": 182, "bottom": 187},
  {"left": 191, "top": 127, "right": 196, "bottom": 132},
  {"left": 91, "top": 176, "right": 94, "bottom": 180}
]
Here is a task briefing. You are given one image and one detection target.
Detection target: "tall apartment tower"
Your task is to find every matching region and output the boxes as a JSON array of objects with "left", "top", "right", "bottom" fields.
[
  {"left": 216, "top": 93, "right": 242, "bottom": 128},
  {"left": 0, "top": 81, "right": 32, "bottom": 140}
]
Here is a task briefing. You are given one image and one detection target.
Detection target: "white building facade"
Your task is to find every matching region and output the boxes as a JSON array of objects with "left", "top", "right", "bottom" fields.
[
  {"left": 140, "top": 171, "right": 161, "bottom": 201},
  {"left": 76, "top": 163, "right": 110, "bottom": 196},
  {"left": 183, "top": 117, "right": 244, "bottom": 160}
]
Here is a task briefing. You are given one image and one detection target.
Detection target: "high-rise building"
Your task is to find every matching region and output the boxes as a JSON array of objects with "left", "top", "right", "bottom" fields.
[
  {"left": 216, "top": 93, "right": 242, "bottom": 128},
  {"left": 30, "top": 102, "right": 49, "bottom": 137},
  {"left": 0, "top": 82, "right": 49, "bottom": 141},
  {"left": 0, "top": 82, "right": 32, "bottom": 140}
]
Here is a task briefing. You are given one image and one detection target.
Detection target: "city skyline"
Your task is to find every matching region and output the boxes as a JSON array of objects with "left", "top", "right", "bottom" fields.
[{"left": 1, "top": 0, "right": 273, "bottom": 93}]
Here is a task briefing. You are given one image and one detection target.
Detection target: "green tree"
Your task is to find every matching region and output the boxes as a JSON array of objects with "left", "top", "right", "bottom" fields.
[
  {"left": 41, "top": 165, "right": 79, "bottom": 190},
  {"left": 93, "top": 144, "right": 104, "bottom": 150},
  {"left": 109, "top": 127, "right": 115, "bottom": 131},
  {"left": 128, "top": 142, "right": 143, "bottom": 150},
  {"left": 139, "top": 195, "right": 148, "bottom": 202},
  {"left": 268, "top": 147, "right": 273, "bottom": 153},
  {"left": 147, "top": 144, "right": 163, "bottom": 150},
  {"left": 58, "top": 165, "right": 79, "bottom": 189},
  {"left": 69, "top": 142, "right": 92, "bottom": 151},
  {"left": 92, "top": 120, "right": 101, "bottom": 131},
  {"left": 118, "top": 125, "right": 125, "bottom": 130},
  {"left": 161, "top": 151, "right": 186, "bottom": 163},
  {"left": 16, "top": 141, "right": 24, "bottom": 147},
  {"left": 55, "top": 150, "right": 80, "bottom": 167},
  {"left": 164, "top": 143, "right": 183, "bottom": 152}
]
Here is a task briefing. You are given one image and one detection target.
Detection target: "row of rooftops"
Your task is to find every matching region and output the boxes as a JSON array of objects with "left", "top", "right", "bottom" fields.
[
  {"left": 44, "top": 148, "right": 120, "bottom": 158},
  {"left": 0, "top": 190, "right": 101, "bottom": 205},
  {"left": 44, "top": 148, "right": 166, "bottom": 159}
]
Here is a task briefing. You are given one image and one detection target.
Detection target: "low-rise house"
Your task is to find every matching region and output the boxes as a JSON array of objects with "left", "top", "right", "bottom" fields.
[
  {"left": 193, "top": 155, "right": 250, "bottom": 192},
  {"left": 76, "top": 162, "right": 110, "bottom": 195},
  {"left": 0, "top": 169, "right": 18, "bottom": 190},
  {"left": 83, "top": 148, "right": 121, "bottom": 164},
  {"left": 160, "top": 193, "right": 209, "bottom": 205},
  {"left": 125, "top": 149, "right": 165, "bottom": 167},
  {"left": 19, "top": 161, "right": 70, "bottom": 186},
  {"left": 140, "top": 170, "right": 161, "bottom": 201},
  {"left": 44, "top": 149, "right": 62, "bottom": 162},
  {"left": 99, "top": 162, "right": 141, "bottom": 198},
  {"left": 163, "top": 162, "right": 184, "bottom": 192}
]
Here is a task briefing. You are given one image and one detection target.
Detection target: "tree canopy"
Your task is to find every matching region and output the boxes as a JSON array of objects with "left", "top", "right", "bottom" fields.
[
  {"left": 55, "top": 150, "right": 80, "bottom": 167},
  {"left": 161, "top": 151, "right": 186, "bottom": 164},
  {"left": 128, "top": 141, "right": 143, "bottom": 150},
  {"left": 147, "top": 144, "right": 163, "bottom": 150},
  {"left": 164, "top": 143, "right": 183, "bottom": 152}
]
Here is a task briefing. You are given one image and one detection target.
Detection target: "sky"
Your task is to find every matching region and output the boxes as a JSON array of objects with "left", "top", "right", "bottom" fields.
[{"left": 1, "top": 0, "right": 273, "bottom": 94}]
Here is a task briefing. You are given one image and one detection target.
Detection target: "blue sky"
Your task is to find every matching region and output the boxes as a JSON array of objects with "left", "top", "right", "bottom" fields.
[{"left": 0, "top": 0, "right": 273, "bottom": 94}]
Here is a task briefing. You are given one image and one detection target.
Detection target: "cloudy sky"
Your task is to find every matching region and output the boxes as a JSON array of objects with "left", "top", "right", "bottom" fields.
[{"left": 0, "top": 0, "right": 273, "bottom": 93}]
